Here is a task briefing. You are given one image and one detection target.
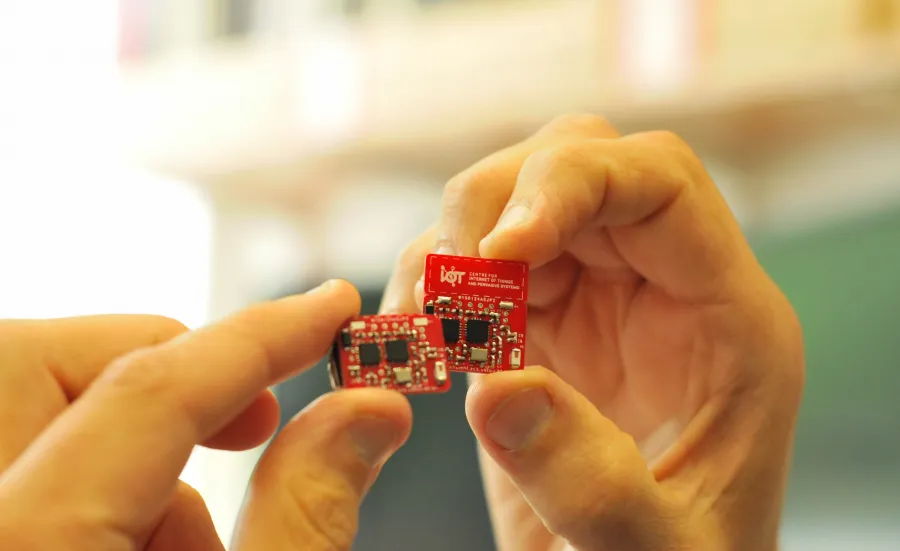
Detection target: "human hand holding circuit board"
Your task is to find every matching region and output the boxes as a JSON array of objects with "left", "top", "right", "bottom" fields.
[
  {"left": 328, "top": 253, "right": 529, "bottom": 394},
  {"left": 338, "top": 114, "right": 806, "bottom": 551}
]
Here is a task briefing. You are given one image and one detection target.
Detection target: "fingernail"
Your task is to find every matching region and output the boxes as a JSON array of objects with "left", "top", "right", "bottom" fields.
[
  {"left": 486, "top": 387, "right": 553, "bottom": 451},
  {"left": 493, "top": 205, "right": 532, "bottom": 234},
  {"left": 348, "top": 417, "right": 399, "bottom": 466},
  {"left": 307, "top": 279, "right": 338, "bottom": 294},
  {"left": 434, "top": 239, "right": 456, "bottom": 256}
]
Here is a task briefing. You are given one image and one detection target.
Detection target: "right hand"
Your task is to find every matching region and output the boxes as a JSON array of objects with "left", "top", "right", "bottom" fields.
[
  {"left": 381, "top": 114, "right": 805, "bottom": 551},
  {"left": 0, "top": 279, "right": 411, "bottom": 550}
]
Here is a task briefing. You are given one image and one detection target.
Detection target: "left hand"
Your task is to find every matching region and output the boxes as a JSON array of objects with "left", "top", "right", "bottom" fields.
[{"left": 0, "top": 280, "right": 412, "bottom": 550}]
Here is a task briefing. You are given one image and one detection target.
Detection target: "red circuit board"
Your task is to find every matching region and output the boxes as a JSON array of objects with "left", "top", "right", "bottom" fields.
[
  {"left": 328, "top": 314, "right": 451, "bottom": 394},
  {"left": 423, "top": 254, "right": 528, "bottom": 373}
]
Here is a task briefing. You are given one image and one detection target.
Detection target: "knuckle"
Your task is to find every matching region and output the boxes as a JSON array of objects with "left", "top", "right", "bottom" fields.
[
  {"left": 103, "top": 349, "right": 173, "bottom": 400},
  {"left": 542, "top": 112, "right": 615, "bottom": 137},
  {"left": 603, "top": 457, "right": 644, "bottom": 505},
  {"left": 283, "top": 472, "right": 358, "bottom": 551},
  {"left": 643, "top": 129, "right": 687, "bottom": 149},
  {"left": 101, "top": 347, "right": 201, "bottom": 431},
  {"left": 543, "top": 470, "right": 651, "bottom": 547},
  {"left": 104, "top": 348, "right": 160, "bottom": 386},
  {"left": 441, "top": 167, "right": 503, "bottom": 227},
  {"left": 443, "top": 168, "right": 491, "bottom": 205},
  {"left": 542, "top": 497, "right": 610, "bottom": 542},
  {"left": 625, "top": 129, "right": 711, "bottom": 202},
  {"left": 643, "top": 130, "right": 703, "bottom": 178},
  {"left": 521, "top": 144, "right": 585, "bottom": 181},
  {"left": 536, "top": 428, "right": 654, "bottom": 540}
]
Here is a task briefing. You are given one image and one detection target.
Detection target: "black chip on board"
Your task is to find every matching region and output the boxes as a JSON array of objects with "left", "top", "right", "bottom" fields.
[
  {"left": 441, "top": 318, "right": 460, "bottom": 343},
  {"left": 358, "top": 343, "right": 381, "bottom": 366},
  {"left": 385, "top": 339, "right": 410, "bottom": 364},
  {"left": 425, "top": 303, "right": 435, "bottom": 315},
  {"left": 341, "top": 330, "right": 352, "bottom": 347},
  {"left": 465, "top": 319, "right": 490, "bottom": 344}
]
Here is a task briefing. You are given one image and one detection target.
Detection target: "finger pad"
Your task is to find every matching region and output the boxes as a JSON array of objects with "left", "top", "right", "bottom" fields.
[
  {"left": 481, "top": 220, "right": 559, "bottom": 267},
  {"left": 465, "top": 371, "right": 539, "bottom": 429},
  {"left": 300, "top": 389, "right": 414, "bottom": 446}
]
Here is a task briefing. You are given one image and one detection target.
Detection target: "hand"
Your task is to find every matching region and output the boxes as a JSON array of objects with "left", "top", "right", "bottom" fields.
[
  {"left": 0, "top": 280, "right": 412, "bottom": 551},
  {"left": 381, "top": 114, "right": 804, "bottom": 550}
]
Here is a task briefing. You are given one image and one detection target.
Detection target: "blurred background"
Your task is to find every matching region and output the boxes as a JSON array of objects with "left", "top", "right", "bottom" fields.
[{"left": 1, "top": 0, "right": 899, "bottom": 549}]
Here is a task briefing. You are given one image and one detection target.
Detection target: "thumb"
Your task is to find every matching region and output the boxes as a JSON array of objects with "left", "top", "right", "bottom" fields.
[
  {"left": 231, "top": 388, "right": 412, "bottom": 551},
  {"left": 466, "top": 368, "right": 689, "bottom": 551}
]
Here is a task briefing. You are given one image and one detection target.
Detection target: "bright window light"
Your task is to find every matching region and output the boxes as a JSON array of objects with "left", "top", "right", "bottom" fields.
[
  {"left": 0, "top": 0, "right": 218, "bottom": 540},
  {"left": 620, "top": 0, "right": 696, "bottom": 93},
  {"left": 0, "top": 166, "right": 213, "bottom": 327},
  {"left": 0, "top": 0, "right": 211, "bottom": 328}
]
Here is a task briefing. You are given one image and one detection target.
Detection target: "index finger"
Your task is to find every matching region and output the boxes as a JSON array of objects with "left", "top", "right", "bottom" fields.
[
  {"left": 0, "top": 315, "right": 278, "bottom": 472},
  {"left": 480, "top": 130, "right": 756, "bottom": 301},
  {"left": 435, "top": 113, "right": 621, "bottom": 257},
  {"left": 0, "top": 279, "right": 360, "bottom": 540}
]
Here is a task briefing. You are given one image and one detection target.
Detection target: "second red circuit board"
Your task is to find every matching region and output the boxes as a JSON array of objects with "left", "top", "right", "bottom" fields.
[{"left": 423, "top": 253, "right": 529, "bottom": 373}]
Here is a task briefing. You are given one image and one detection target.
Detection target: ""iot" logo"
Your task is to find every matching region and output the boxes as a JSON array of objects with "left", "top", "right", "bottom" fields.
[{"left": 440, "top": 265, "right": 465, "bottom": 287}]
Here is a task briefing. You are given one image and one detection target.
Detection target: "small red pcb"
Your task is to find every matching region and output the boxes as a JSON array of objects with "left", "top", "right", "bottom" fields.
[
  {"left": 328, "top": 314, "right": 451, "bottom": 394},
  {"left": 423, "top": 254, "right": 528, "bottom": 373}
]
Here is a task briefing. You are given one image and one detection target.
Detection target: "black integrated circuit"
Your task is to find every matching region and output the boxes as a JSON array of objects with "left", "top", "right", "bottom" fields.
[
  {"left": 385, "top": 339, "right": 410, "bottom": 364},
  {"left": 465, "top": 319, "right": 490, "bottom": 344},
  {"left": 441, "top": 318, "right": 461, "bottom": 343},
  {"left": 358, "top": 343, "right": 381, "bottom": 366}
]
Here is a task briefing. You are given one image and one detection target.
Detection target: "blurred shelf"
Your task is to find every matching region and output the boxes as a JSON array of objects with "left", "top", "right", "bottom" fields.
[{"left": 116, "top": 0, "right": 900, "bottom": 203}]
